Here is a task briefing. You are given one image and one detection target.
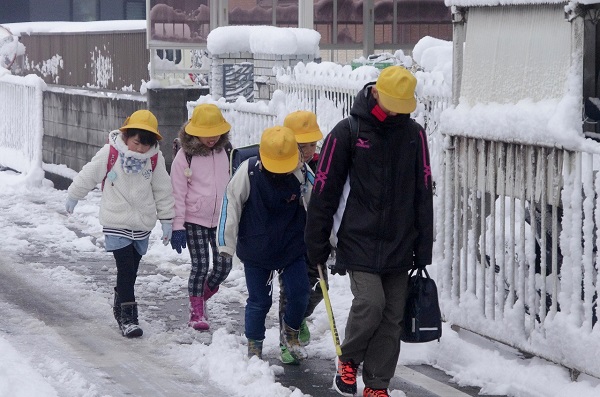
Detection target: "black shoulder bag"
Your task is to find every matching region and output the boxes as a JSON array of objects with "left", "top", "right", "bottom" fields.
[{"left": 401, "top": 268, "right": 442, "bottom": 343}]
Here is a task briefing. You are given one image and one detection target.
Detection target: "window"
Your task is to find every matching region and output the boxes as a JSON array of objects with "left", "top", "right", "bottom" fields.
[
  {"left": 72, "top": 0, "right": 99, "bottom": 21},
  {"left": 125, "top": 1, "right": 146, "bottom": 20}
]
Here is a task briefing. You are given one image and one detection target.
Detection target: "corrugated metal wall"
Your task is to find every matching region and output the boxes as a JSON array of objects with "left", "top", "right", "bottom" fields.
[{"left": 17, "top": 30, "right": 149, "bottom": 91}]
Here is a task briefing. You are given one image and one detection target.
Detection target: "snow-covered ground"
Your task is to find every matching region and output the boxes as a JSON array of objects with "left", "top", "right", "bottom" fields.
[{"left": 2, "top": 166, "right": 600, "bottom": 397}]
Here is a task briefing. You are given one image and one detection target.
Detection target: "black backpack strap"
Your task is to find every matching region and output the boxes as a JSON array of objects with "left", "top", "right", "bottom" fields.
[
  {"left": 224, "top": 141, "right": 233, "bottom": 161},
  {"left": 347, "top": 114, "right": 360, "bottom": 157}
]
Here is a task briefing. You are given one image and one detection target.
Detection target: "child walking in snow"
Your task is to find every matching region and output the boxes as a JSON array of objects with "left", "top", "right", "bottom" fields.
[
  {"left": 306, "top": 66, "right": 434, "bottom": 397},
  {"left": 278, "top": 110, "right": 324, "bottom": 364},
  {"left": 169, "top": 103, "right": 234, "bottom": 331},
  {"left": 217, "top": 126, "right": 314, "bottom": 361},
  {"left": 65, "top": 109, "right": 175, "bottom": 338}
]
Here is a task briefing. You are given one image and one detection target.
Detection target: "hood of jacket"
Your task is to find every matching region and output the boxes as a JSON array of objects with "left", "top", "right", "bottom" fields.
[{"left": 178, "top": 127, "right": 231, "bottom": 157}]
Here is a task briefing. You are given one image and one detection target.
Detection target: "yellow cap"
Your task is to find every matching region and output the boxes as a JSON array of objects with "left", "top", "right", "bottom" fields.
[
  {"left": 375, "top": 66, "right": 417, "bottom": 114},
  {"left": 185, "top": 104, "right": 231, "bottom": 137},
  {"left": 259, "top": 126, "right": 300, "bottom": 174},
  {"left": 119, "top": 110, "right": 162, "bottom": 140},
  {"left": 283, "top": 110, "right": 323, "bottom": 143}
]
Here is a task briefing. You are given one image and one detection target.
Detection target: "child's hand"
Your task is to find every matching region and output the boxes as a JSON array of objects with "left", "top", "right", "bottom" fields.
[
  {"left": 161, "top": 222, "right": 173, "bottom": 246},
  {"left": 65, "top": 197, "right": 78, "bottom": 214},
  {"left": 170, "top": 230, "right": 187, "bottom": 254}
]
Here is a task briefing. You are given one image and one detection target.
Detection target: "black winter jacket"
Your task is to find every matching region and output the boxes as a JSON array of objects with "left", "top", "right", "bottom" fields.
[{"left": 305, "top": 83, "right": 434, "bottom": 274}]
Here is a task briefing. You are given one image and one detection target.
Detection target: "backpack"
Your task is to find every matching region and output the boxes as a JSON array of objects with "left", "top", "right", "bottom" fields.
[
  {"left": 101, "top": 145, "right": 158, "bottom": 191},
  {"left": 347, "top": 114, "right": 360, "bottom": 154},
  {"left": 172, "top": 137, "right": 234, "bottom": 171},
  {"left": 230, "top": 143, "right": 260, "bottom": 175}
]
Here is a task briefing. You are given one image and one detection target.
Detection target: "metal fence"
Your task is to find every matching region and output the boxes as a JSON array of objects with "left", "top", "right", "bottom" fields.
[{"left": 437, "top": 136, "right": 600, "bottom": 379}]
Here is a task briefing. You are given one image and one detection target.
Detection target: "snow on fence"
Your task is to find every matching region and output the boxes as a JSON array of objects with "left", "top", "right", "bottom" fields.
[
  {"left": 274, "top": 62, "right": 375, "bottom": 124},
  {"left": 438, "top": 137, "right": 600, "bottom": 379},
  {"left": 0, "top": 74, "right": 45, "bottom": 181}
]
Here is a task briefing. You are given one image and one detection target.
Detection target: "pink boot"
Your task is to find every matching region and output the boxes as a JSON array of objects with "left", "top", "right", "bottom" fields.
[
  {"left": 203, "top": 282, "right": 219, "bottom": 301},
  {"left": 188, "top": 296, "right": 209, "bottom": 331}
]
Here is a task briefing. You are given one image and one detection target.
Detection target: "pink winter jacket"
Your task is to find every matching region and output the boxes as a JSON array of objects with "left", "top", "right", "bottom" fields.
[{"left": 171, "top": 147, "right": 230, "bottom": 231}]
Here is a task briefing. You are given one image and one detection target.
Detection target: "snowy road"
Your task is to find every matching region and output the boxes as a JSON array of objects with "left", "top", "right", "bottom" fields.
[
  {"left": 0, "top": 246, "right": 225, "bottom": 396},
  {"left": 0, "top": 179, "right": 236, "bottom": 396}
]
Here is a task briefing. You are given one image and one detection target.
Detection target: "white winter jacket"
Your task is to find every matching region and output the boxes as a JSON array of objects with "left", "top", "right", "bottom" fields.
[{"left": 67, "top": 130, "right": 175, "bottom": 231}]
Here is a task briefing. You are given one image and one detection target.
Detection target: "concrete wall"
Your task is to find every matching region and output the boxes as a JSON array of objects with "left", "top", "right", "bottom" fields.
[{"left": 43, "top": 89, "right": 146, "bottom": 173}]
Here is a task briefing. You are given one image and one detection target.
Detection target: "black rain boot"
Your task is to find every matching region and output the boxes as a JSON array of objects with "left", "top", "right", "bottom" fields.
[
  {"left": 113, "top": 288, "right": 121, "bottom": 328},
  {"left": 120, "top": 302, "right": 143, "bottom": 338}
]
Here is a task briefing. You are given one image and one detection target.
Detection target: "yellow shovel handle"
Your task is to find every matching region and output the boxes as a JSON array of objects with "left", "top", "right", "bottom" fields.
[{"left": 318, "top": 264, "right": 342, "bottom": 356}]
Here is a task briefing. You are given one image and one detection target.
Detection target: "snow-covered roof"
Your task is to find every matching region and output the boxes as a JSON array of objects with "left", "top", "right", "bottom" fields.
[{"left": 445, "top": 0, "right": 599, "bottom": 6}]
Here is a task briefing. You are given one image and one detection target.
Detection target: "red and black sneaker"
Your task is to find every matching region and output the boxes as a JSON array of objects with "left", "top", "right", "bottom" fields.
[
  {"left": 333, "top": 358, "right": 358, "bottom": 396},
  {"left": 362, "top": 387, "right": 390, "bottom": 397}
]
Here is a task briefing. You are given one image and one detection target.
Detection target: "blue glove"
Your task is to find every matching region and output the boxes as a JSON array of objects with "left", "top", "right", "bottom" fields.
[
  {"left": 65, "top": 197, "right": 78, "bottom": 214},
  {"left": 170, "top": 230, "right": 187, "bottom": 254},
  {"left": 161, "top": 222, "right": 173, "bottom": 246}
]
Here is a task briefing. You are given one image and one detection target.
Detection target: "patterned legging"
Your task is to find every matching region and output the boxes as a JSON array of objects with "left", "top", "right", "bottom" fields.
[{"left": 186, "top": 223, "right": 233, "bottom": 296}]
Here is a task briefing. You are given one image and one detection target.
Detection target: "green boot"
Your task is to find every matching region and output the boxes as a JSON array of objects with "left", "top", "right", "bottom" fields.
[
  {"left": 280, "top": 344, "right": 300, "bottom": 365},
  {"left": 280, "top": 320, "right": 307, "bottom": 361},
  {"left": 247, "top": 339, "right": 263, "bottom": 359},
  {"left": 298, "top": 318, "right": 310, "bottom": 346}
]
